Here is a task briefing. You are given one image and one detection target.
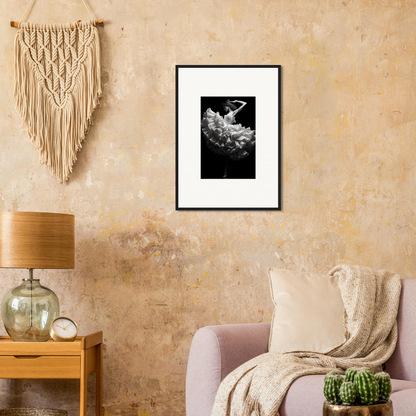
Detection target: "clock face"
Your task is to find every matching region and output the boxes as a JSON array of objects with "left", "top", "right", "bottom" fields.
[{"left": 51, "top": 317, "right": 78, "bottom": 339}]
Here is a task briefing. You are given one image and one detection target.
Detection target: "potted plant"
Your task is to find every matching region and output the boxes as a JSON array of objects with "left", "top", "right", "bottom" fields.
[{"left": 323, "top": 367, "right": 393, "bottom": 416}]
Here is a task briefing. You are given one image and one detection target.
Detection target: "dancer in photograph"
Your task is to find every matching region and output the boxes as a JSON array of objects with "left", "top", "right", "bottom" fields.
[{"left": 201, "top": 99, "right": 255, "bottom": 178}]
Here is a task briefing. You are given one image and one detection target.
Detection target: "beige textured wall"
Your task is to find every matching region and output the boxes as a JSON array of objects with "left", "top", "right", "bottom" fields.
[{"left": 0, "top": 0, "right": 415, "bottom": 414}]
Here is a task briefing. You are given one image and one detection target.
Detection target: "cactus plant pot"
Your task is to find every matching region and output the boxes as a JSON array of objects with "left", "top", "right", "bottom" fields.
[{"left": 323, "top": 400, "right": 393, "bottom": 416}]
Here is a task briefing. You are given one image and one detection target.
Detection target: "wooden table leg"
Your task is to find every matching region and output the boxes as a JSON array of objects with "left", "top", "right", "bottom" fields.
[
  {"left": 96, "top": 344, "right": 103, "bottom": 416},
  {"left": 81, "top": 349, "right": 87, "bottom": 416}
]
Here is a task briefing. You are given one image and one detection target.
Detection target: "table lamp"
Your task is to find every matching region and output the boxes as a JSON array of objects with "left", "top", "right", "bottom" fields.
[{"left": 0, "top": 212, "right": 74, "bottom": 342}]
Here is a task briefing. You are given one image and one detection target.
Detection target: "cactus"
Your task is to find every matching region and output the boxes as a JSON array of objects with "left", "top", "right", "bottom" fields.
[
  {"left": 324, "top": 373, "right": 343, "bottom": 404},
  {"left": 375, "top": 372, "right": 392, "bottom": 402},
  {"left": 344, "top": 367, "right": 361, "bottom": 383},
  {"left": 355, "top": 368, "right": 379, "bottom": 405},
  {"left": 325, "top": 371, "right": 340, "bottom": 380},
  {"left": 340, "top": 381, "right": 357, "bottom": 405}
]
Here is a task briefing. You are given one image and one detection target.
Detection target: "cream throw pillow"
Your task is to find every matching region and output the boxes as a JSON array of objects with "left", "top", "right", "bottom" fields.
[{"left": 268, "top": 269, "right": 345, "bottom": 353}]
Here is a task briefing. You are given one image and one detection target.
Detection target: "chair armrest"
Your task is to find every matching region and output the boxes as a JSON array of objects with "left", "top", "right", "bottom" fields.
[{"left": 186, "top": 323, "right": 270, "bottom": 416}]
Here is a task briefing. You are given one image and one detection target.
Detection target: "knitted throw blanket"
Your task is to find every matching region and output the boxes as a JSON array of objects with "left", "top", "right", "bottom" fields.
[
  {"left": 14, "top": 21, "right": 101, "bottom": 182},
  {"left": 211, "top": 265, "right": 401, "bottom": 416}
]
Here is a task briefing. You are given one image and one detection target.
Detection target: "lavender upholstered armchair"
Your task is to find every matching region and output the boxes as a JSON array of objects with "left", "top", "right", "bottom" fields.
[{"left": 186, "top": 279, "right": 416, "bottom": 416}]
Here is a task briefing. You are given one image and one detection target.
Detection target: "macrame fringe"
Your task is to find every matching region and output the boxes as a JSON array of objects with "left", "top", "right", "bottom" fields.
[{"left": 14, "top": 21, "right": 102, "bottom": 182}]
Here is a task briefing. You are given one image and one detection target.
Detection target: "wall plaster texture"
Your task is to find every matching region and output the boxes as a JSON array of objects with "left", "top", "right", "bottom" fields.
[{"left": 0, "top": 0, "right": 415, "bottom": 415}]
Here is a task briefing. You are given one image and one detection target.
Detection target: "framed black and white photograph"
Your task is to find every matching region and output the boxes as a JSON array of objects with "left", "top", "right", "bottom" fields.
[{"left": 176, "top": 65, "right": 281, "bottom": 210}]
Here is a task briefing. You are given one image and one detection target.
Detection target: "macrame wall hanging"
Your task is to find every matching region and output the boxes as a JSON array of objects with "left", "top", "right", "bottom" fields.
[{"left": 11, "top": 0, "right": 104, "bottom": 182}]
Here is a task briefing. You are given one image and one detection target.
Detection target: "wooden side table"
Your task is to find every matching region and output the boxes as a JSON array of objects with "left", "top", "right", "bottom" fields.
[{"left": 0, "top": 331, "right": 103, "bottom": 416}]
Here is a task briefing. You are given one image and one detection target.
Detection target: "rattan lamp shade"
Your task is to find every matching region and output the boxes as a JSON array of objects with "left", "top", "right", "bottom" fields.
[{"left": 0, "top": 212, "right": 74, "bottom": 269}]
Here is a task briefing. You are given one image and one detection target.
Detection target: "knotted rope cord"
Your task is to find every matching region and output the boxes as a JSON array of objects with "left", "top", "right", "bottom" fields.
[
  {"left": 19, "top": 0, "right": 96, "bottom": 26},
  {"left": 20, "top": 21, "right": 95, "bottom": 107},
  {"left": 14, "top": 1, "right": 101, "bottom": 182}
]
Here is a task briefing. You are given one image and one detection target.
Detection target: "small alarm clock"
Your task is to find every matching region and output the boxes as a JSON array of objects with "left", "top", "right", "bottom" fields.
[{"left": 50, "top": 316, "right": 78, "bottom": 342}]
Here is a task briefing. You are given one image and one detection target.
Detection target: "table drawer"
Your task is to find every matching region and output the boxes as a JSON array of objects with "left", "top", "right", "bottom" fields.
[{"left": 0, "top": 355, "right": 80, "bottom": 379}]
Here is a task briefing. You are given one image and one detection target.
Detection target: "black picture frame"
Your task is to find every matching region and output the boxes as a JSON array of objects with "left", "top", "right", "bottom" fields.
[{"left": 176, "top": 65, "right": 281, "bottom": 210}]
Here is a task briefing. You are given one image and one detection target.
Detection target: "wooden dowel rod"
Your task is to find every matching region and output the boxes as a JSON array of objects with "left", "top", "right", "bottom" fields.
[{"left": 10, "top": 19, "right": 104, "bottom": 28}]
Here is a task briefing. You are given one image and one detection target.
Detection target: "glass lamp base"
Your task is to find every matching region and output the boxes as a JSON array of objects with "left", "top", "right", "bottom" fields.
[{"left": 1, "top": 279, "right": 60, "bottom": 342}]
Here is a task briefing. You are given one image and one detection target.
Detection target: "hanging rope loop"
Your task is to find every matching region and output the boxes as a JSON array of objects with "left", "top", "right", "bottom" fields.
[{"left": 10, "top": 0, "right": 103, "bottom": 28}]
